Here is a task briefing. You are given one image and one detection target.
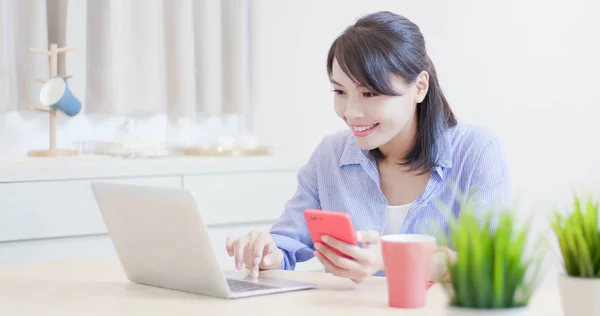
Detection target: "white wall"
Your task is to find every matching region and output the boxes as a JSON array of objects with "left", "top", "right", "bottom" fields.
[
  {"left": 251, "top": 0, "right": 600, "bottom": 284},
  {"left": 252, "top": 0, "right": 600, "bottom": 218}
]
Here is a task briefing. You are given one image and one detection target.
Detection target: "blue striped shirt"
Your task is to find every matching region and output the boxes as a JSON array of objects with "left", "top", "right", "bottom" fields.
[{"left": 269, "top": 122, "right": 511, "bottom": 274}]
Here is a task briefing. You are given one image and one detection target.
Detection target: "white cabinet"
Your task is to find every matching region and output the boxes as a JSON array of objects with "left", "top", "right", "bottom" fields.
[
  {"left": 0, "top": 177, "right": 181, "bottom": 242},
  {"left": 0, "top": 234, "right": 117, "bottom": 266},
  {"left": 183, "top": 171, "right": 298, "bottom": 226},
  {"left": 0, "top": 222, "right": 323, "bottom": 271},
  {"left": 0, "top": 157, "right": 314, "bottom": 269},
  {"left": 0, "top": 223, "right": 274, "bottom": 267}
]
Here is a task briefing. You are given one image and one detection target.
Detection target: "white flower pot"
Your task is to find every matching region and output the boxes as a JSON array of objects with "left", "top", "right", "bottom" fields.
[
  {"left": 446, "top": 306, "right": 529, "bottom": 316},
  {"left": 558, "top": 274, "right": 600, "bottom": 316}
]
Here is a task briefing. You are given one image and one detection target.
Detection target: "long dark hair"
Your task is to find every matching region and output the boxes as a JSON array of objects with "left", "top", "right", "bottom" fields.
[{"left": 326, "top": 11, "right": 457, "bottom": 174}]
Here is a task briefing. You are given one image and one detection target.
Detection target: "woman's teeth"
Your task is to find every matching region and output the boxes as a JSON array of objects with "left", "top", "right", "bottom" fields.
[{"left": 353, "top": 124, "right": 376, "bottom": 132}]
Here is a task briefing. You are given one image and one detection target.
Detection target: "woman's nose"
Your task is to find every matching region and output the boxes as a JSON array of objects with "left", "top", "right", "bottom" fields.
[
  {"left": 344, "top": 102, "right": 365, "bottom": 120},
  {"left": 345, "top": 105, "right": 365, "bottom": 120}
]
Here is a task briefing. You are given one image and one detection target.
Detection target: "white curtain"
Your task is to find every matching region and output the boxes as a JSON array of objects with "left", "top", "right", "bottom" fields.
[
  {"left": 0, "top": 0, "right": 252, "bottom": 118},
  {"left": 0, "top": 0, "right": 50, "bottom": 113}
]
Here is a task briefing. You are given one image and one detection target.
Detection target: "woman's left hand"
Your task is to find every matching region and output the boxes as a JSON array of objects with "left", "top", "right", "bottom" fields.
[{"left": 313, "top": 230, "right": 382, "bottom": 284}]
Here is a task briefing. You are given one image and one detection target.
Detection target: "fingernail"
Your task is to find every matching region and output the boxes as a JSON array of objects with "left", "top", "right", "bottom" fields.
[
  {"left": 236, "top": 262, "right": 242, "bottom": 270},
  {"left": 321, "top": 236, "right": 329, "bottom": 242},
  {"left": 251, "top": 268, "right": 259, "bottom": 278},
  {"left": 314, "top": 242, "right": 321, "bottom": 249},
  {"left": 254, "top": 256, "right": 261, "bottom": 266}
]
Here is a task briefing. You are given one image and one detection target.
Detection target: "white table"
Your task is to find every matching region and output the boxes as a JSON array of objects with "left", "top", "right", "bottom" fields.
[{"left": 0, "top": 259, "right": 563, "bottom": 315}]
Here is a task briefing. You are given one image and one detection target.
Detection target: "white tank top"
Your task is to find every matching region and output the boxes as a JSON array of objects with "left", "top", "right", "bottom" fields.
[{"left": 383, "top": 203, "right": 412, "bottom": 235}]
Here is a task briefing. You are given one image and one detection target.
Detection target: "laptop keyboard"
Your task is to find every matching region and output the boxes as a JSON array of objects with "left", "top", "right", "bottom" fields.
[{"left": 226, "top": 279, "right": 278, "bottom": 293}]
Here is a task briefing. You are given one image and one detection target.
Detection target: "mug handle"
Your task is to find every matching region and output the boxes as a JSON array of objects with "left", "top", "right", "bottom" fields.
[{"left": 426, "top": 246, "right": 453, "bottom": 290}]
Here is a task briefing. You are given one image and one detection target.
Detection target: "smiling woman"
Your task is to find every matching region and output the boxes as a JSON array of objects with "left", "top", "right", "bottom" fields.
[
  {"left": 327, "top": 33, "right": 455, "bottom": 174},
  {"left": 226, "top": 11, "right": 511, "bottom": 283}
]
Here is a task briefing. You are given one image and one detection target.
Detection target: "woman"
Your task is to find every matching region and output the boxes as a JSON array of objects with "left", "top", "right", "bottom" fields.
[{"left": 226, "top": 11, "right": 510, "bottom": 283}]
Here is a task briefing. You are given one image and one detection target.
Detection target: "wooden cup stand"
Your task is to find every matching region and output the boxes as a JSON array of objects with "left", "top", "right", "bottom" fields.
[{"left": 27, "top": 43, "right": 78, "bottom": 157}]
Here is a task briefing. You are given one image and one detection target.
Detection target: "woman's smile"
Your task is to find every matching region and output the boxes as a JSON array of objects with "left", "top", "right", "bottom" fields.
[{"left": 351, "top": 123, "right": 379, "bottom": 137}]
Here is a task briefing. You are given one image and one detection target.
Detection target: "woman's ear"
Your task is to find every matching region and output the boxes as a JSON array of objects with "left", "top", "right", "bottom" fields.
[{"left": 415, "top": 71, "right": 429, "bottom": 103}]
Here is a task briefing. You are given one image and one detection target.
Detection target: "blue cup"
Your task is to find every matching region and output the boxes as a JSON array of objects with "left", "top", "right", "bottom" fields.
[{"left": 39, "top": 77, "right": 81, "bottom": 117}]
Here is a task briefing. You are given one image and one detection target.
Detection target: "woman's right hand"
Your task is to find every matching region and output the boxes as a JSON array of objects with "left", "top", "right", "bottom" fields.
[{"left": 225, "top": 231, "right": 284, "bottom": 278}]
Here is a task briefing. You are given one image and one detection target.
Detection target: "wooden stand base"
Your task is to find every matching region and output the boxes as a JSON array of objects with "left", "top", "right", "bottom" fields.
[{"left": 27, "top": 149, "right": 79, "bottom": 157}]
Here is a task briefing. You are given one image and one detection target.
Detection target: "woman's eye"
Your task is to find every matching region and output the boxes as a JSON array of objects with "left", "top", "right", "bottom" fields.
[
  {"left": 362, "top": 92, "right": 378, "bottom": 98},
  {"left": 332, "top": 89, "right": 345, "bottom": 95}
]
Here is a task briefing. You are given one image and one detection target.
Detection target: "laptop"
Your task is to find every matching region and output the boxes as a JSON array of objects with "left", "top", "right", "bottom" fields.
[{"left": 90, "top": 182, "right": 316, "bottom": 299}]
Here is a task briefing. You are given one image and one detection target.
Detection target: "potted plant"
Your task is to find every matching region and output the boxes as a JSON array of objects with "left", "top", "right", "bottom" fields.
[
  {"left": 435, "top": 200, "right": 544, "bottom": 316},
  {"left": 551, "top": 193, "right": 600, "bottom": 316}
]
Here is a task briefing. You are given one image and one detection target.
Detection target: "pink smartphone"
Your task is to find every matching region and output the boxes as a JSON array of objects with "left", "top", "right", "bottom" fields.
[{"left": 304, "top": 209, "right": 358, "bottom": 258}]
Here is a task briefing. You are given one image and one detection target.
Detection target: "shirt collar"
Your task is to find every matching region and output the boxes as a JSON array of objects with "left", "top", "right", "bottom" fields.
[
  {"left": 339, "top": 128, "right": 454, "bottom": 172},
  {"left": 339, "top": 134, "right": 371, "bottom": 167}
]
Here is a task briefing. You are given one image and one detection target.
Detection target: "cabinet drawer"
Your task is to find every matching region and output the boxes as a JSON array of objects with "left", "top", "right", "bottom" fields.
[
  {"left": 0, "top": 223, "right": 275, "bottom": 268},
  {"left": 0, "top": 177, "right": 181, "bottom": 242},
  {"left": 183, "top": 172, "right": 298, "bottom": 226}
]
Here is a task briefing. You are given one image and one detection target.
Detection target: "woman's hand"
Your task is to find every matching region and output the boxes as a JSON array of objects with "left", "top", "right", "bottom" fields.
[
  {"left": 313, "top": 230, "right": 382, "bottom": 284},
  {"left": 430, "top": 247, "right": 457, "bottom": 282},
  {"left": 225, "top": 231, "right": 284, "bottom": 278}
]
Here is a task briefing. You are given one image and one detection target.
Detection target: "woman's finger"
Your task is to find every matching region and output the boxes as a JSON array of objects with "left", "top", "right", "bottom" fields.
[
  {"left": 260, "top": 245, "right": 283, "bottom": 269},
  {"left": 356, "top": 230, "right": 380, "bottom": 245},
  {"left": 246, "top": 232, "right": 272, "bottom": 277},
  {"left": 251, "top": 232, "right": 272, "bottom": 262},
  {"left": 320, "top": 236, "right": 373, "bottom": 263},
  {"left": 320, "top": 235, "right": 360, "bottom": 257},
  {"left": 225, "top": 235, "right": 236, "bottom": 256},
  {"left": 232, "top": 236, "right": 248, "bottom": 271},
  {"left": 247, "top": 231, "right": 259, "bottom": 254},
  {"left": 314, "top": 242, "right": 360, "bottom": 270},
  {"left": 314, "top": 251, "right": 353, "bottom": 279}
]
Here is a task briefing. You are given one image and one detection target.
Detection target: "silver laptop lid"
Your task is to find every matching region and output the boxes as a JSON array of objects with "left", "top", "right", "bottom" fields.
[{"left": 90, "top": 182, "right": 231, "bottom": 298}]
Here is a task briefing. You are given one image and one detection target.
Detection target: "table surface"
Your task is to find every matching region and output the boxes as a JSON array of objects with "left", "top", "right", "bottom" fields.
[{"left": 0, "top": 259, "right": 563, "bottom": 316}]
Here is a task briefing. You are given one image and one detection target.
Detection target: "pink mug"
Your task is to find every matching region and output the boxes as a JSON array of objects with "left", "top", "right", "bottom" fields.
[{"left": 381, "top": 234, "right": 449, "bottom": 309}]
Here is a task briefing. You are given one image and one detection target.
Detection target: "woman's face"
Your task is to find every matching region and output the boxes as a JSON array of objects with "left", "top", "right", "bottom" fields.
[{"left": 331, "top": 58, "right": 429, "bottom": 151}]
